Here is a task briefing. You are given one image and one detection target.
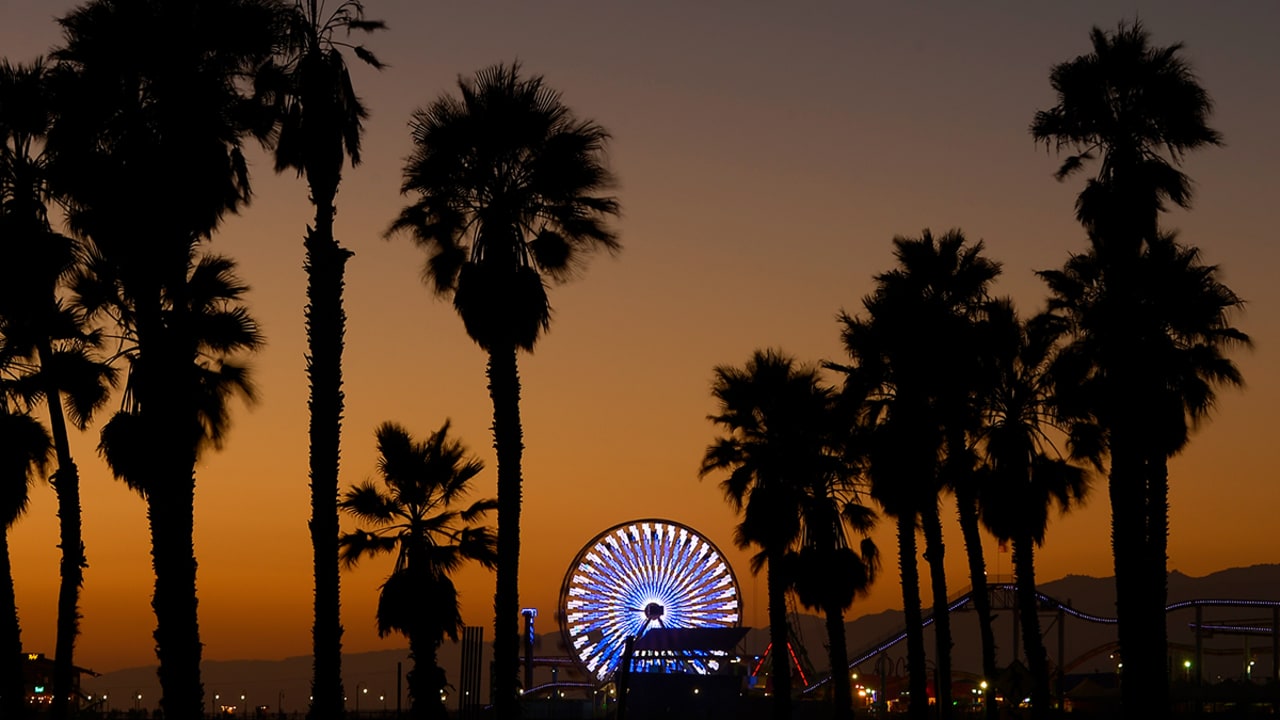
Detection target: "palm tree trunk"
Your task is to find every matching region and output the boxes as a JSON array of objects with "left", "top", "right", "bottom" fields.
[
  {"left": 148, "top": 478, "right": 204, "bottom": 720},
  {"left": 954, "top": 482, "right": 997, "bottom": 716},
  {"left": 0, "top": 530, "right": 28, "bottom": 720},
  {"left": 305, "top": 186, "right": 351, "bottom": 719},
  {"left": 1144, "top": 454, "right": 1171, "bottom": 710},
  {"left": 896, "top": 514, "right": 928, "bottom": 720},
  {"left": 920, "top": 501, "right": 953, "bottom": 720},
  {"left": 40, "top": 339, "right": 84, "bottom": 720},
  {"left": 765, "top": 548, "right": 792, "bottom": 720},
  {"left": 487, "top": 343, "right": 524, "bottom": 718},
  {"left": 406, "top": 630, "right": 448, "bottom": 720},
  {"left": 1109, "top": 430, "right": 1148, "bottom": 717},
  {"left": 824, "top": 601, "right": 853, "bottom": 720},
  {"left": 1012, "top": 535, "right": 1050, "bottom": 720},
  {"left": 137, "top": 287, "right": 205, "bottom": 720}
]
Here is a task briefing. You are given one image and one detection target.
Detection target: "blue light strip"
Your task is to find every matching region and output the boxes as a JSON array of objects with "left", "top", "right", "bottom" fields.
[{"left": 802, "top": 585, "right": 1280, "bottom": 694}]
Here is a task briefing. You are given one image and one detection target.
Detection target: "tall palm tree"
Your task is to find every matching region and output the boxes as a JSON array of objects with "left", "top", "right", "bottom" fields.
[
  {"left": 786, "top": 485, "right": 878, "bottom": 720},
  {"left": 977, "top": 301, "right": 1089, "bottom": 720},
  {"left": 1032, "top": 26, "right": 1226, "bottom": 710},
  {"left": 0, "top": 57, "right": 116, "bottom": 720},
  {"left": 389, "top": 62, "right": 620, "bottom": 716},
  {"left": 701, "top": 349, "right": 840, "bottom": 720},
  {"left": 339, "top": 421, "right": 497, "bottom": 720},
  {"left": 835, "top": 229, "right": 1000, "bottom": 720},
  {"left": 0, "top": 398, "right": 51, "bottom": 720},
  {"left": 257, "top": 5, "right": 384, "bottom": 712},
  {"left": 47, "top": 2, "right": 277, "bottom": 715}
]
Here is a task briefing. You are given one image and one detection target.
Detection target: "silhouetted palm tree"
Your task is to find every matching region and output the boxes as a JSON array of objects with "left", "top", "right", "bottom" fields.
[
  {"left": 339, "top": 421, "right": 497, "bottom": 720},
  {"left": 0, "top": 398, "right": 50, "bottom": 720},
  {"left": 836, "top": 230, "right": 999, "bottom": 720},
  {"left": 785, "top": 483, "right": 878, "bottom": 720},
  {"left": 0, "top": 57, "right": 116, "bottom": 720},
  {"left": 1038, "top": 233, "right": 1247, "bottom": 711},
  {"left": 47, "top": 2, "right": 277, "bottom": 715},
  {"left": 257, "top": 5, "right": 384, "bottom": 711},
  {"left": 701, "top": 350, "right": 840, "bottom": 720},
  {"left": 389, "top": 62, "right": 619, "bottom": 716},
  {"left": 977, "top": 301, "right": 1089, "bottom": 720},
  {"left": 1032, "top": 27, "right": 1224, "bottom": 711}
]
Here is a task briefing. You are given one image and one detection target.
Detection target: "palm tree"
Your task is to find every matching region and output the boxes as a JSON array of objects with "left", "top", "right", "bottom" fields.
[
  {"left": 47, "top": 2, "right": 277, "bottom": 715},
  {"left": 835, "top": 229, "right": 1000, "bottom": 719},
  {"left": 256, "top": 5, "right": 383, "bottom": 712},
  {"left": 1038, "top": 233, "right": 1247, "bottom": 711},
  {"left": 977, "top": 301, "right": 1089, "bottom": 720},
  {"left": 1032, "top": 26, "right": 1226, "bottom": 709},
  {"left": 339, "top": 421, "right": 497, "bottom": 720},
  {"left": 701, "top": 349, "right": 840, "bottom": 720},
  {"left": 829, "top": 352, "right": 930, "bottom": 720},
  {"left": 389, "top": 62, "right": 620, "bottom": 716},
  {"left": 0, "top": 399, "right": 51, "bottom": 720},
  {"left": 0, "top": 57, "right": 116, "bottom": 720},
  {"left": 786, "top": 481, "right": 878, "bottom": 720}
]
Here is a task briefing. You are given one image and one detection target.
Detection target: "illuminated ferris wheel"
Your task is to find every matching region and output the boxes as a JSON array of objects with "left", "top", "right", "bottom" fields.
[{"left": 559, "top": 519, "right": 742, "bottom": 683}]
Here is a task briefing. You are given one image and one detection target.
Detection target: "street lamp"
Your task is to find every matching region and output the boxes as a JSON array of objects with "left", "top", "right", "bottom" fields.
[
  {"left": 355, "top": 682, "right": 365, "bottom": 716},
  {"left": 213, "top": 693, "right": 220, "bottom": 717},
  {"left": 135, "top": 691, "right": 142, "bottom": 711},
  {"left": 240, "top": 693, "right": 247, "bottom": 719}
]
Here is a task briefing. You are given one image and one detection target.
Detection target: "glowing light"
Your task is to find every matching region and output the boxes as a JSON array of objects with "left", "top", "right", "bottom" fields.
[{"left": 560, "top": 519, "right": 742, "bottom": 682}]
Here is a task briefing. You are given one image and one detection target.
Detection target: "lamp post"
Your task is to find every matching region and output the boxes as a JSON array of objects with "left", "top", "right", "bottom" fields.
[
  {"left": 134, "top": 691, "right": 142, "bottom": 711},
  {"left": 355, "top": 682, "right": 365, "bottom": 716},
  {"left": 213, "top": 693, "right": 220, "bottom": 717},
  {"left": 240, "top": 693, "right": 247, "bottom": 719}
]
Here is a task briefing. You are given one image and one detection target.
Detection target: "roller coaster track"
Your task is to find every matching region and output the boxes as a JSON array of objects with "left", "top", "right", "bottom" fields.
[{"left": 802, "top": 584, "right": 1280, "bottom": 694}]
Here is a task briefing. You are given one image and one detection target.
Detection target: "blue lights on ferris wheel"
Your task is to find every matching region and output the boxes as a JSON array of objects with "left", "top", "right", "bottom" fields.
[{"left": 560, "top": 520, "right": 742, "bottom": 683}]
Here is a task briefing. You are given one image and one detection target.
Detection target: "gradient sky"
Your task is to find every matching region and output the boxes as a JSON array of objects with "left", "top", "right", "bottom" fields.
[{"left": 2, "top": 1, "right": 1278, "bottom": 675}]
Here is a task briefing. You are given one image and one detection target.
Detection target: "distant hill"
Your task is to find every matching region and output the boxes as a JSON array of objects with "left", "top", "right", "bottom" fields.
[{"left": 84, "top": 564, "right": 1280, "bottom": 713}]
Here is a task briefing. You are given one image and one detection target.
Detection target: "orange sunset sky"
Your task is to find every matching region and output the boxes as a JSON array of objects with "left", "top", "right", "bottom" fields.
[{"left": 2, "top": 1, "right": 1278, "bottom": 675}]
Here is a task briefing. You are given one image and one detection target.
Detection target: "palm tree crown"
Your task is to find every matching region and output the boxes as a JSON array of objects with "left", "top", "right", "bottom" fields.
[
  {"left": 389, "top": 61, "right": 620, "bottom": 351},
  {"left": 1031, "top": 20, "right": 1222, "bottom": 241}
]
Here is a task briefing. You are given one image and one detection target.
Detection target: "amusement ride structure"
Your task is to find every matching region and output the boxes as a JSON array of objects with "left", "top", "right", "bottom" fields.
[{"left": 559, "top": 519, "right": 743, "bottom": 682}]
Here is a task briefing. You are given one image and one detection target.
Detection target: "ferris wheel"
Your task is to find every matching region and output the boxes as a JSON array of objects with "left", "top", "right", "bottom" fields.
[{"left": 559, "top": 519, "right": 742, "bottom": 683}]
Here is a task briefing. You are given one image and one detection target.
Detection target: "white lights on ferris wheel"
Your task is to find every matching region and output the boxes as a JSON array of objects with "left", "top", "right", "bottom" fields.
[{"left": 559, "top": 519, "right": 742, "bottom": 683}]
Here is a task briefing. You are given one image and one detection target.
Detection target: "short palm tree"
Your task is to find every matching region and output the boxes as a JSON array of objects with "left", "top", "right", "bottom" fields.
[
  {"left": 786, "top": 481, "right": 878, "bottom": 720},
  {"left": 0, "top": 57, "right": 115, "bottom": 720},
  {"left": 389, "top": 62, "right": 619, "bottom": 716},
  {"left": 0, "top": 399, "right": 51, "bottom": 720},
  {"left": 701, "top": 349, "right": 840, "bottom": 720},
  {"left": 340, "top": 421, "right": 497, "bottom": 720},
  {"left": 977, "top": 301, "right": 1089, "bottom": 719},
  {"left": 257, "top": 5, "right": 384, "bottom": 710},
  {"left": 1038, "top": 232, "right": 1247, "bottom": 712}
]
